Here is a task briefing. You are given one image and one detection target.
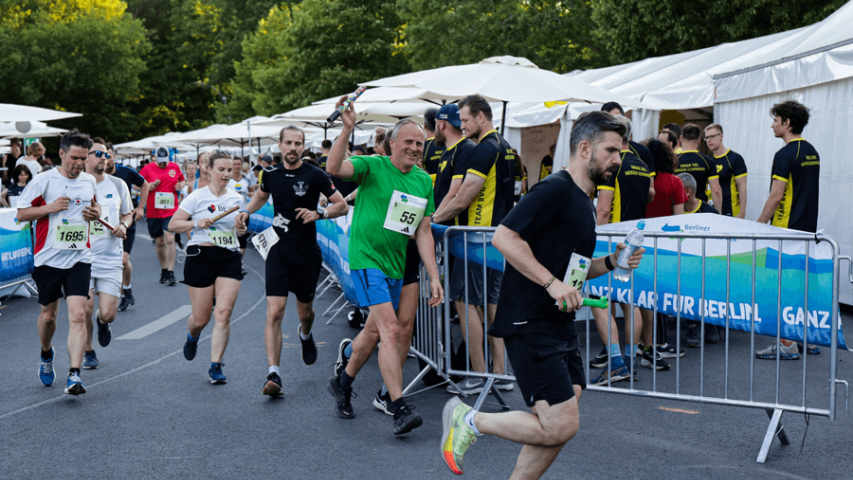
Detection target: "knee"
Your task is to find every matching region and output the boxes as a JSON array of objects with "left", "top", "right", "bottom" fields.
[
  {"left": 542, "top": 416, "right": 579, "bottom": 446},
  {"left": 215, "top": 305, "right": 234, "bottom": 322},
  {"left": 123, "top": 256, "right": 131, "bottom": 268},
  {"left": 100, "top": 309, "right": 116, "bottom": 324},
  {"left": 298, "top": 307, "right": 315, "bottom": 323},
  {"left": 381, "top": 321, "right": 400, "bottom": 341},
  {"left": 40, "top": 310, "right": 57, "bottom": 326},
  {"left": 267, "top": 305, "right": 286, "bottom": 324}
]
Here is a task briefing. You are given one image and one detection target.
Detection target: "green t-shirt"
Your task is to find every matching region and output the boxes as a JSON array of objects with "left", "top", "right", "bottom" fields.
[{"left": 344, "top": 155, "right": 436, "bottom": 279}]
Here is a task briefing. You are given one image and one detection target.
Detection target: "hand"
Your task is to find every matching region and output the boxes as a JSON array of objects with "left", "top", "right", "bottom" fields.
[
  {"left": 133, "top": 207, "right": 144, "bottom": 222},
  {"left": 319, "top": 197, "right": 328, "bottom": 208},
  {"left": 235, "top": 225, "right": 247, "bottom": 236},
  {"left": 428, "top": 279, "right": 444, "bottom": 307},
  {"left": 50, "top": 196, "right": 70, "bottom": 213},
  {"left": 546, "top": 280, "right": 582, "bottom": 312},
  {"left": 235, "top": 212, "right": 249, "bottom": 230},
  {"left": 335, "top": 95, "right": 357, "bottom": 130},
  {"left": 111, "top": 224, "right": 127, "bottom": 239},
  {"left": 150, "top": 180, "right": 161, "bottom": 190},
  {"left": 612, "top": 243, "right": 645, "bottom": 270},
  {"left": 736, "top": 212, "right": 746, "bottom": 220},
  {"left": 197, "top": 218, "right": 214, "bottom": 229},
  {"left": 295, "top": 208, "right": 320, "bottom": 224},
  {"left": 82, "top": 203, "right": 101, "bottom": 222}
]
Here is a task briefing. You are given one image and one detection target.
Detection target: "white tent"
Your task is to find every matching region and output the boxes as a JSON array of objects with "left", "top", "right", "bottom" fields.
[
  {"left": 0, "top": 104, "right": 81, "bottom": 122},
  {"left": 0, "top": 120, "right": 67, "bottom": 139}
]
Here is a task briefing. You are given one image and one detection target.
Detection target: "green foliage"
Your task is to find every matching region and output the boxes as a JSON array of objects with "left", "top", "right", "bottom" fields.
[{"left": 591, "top": 0, "right": 849, "bottom": 64}]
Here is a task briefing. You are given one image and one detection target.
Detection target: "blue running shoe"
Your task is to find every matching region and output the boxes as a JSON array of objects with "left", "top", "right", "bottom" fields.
[
  {"left": 184, "top": 333, "right": 199, "bottom": 361},
  {"left": 96, "top": 310, "right": 112, "bottom": 347},
  {"left": 591, "top": 364, "right": 630, "bottom": 386},
  {"left": 65, "top": 373, "right": 86, "bottom": 395},
  {"left": 209, "top": 362, "right": 227, "bottom": 384},
  {"left": 82, "top": 351, "right": 99, "bottom": 370},
  {"left": 38, "top": 347, "right": 56, "bottom": 386}
]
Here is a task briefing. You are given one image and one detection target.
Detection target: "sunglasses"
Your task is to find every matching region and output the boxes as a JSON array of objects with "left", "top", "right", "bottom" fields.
[{"left": 89, "top": 150, "right": 112, "bottom": 159}]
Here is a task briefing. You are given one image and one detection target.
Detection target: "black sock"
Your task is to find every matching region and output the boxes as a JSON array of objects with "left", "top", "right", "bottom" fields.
[
  {"left": 41, "top": 348, "right": 53, "bottom": 361},
  {"left": 389, "top": 397, "right": 407, "bottom": 415},
  {"left": 85, "top": 350, "right": 95, "bottom": 356},
  {"left": 69, "top": 368, "right": 80, "bottom": 376},
  {"left": 339, "top": 371, "right": 355, "bottom": 391},
  {"left": 162, "top": 268, "right": 167, "bottom": 274}
]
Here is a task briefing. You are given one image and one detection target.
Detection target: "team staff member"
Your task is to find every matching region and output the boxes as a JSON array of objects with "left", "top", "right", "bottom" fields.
[
  {"left": 236, "top": 126, "right": 348, "bottom": 397},
  {"left": 674, "top": 124, "right": 722, "bottom": 211},
  {"left": 326, "top": 100, "right": 443, "bottom": 436},
  {"left": 432, "top": 95, "right": 516, "bottom": 395},
  {"left": 441, "top": 111, "right": 644, "bottom": 478},
  {"left": 662, "top": 123, "right": 683, "bottom": 154},
  {"left": 140, "top": 147, "right": 186, "bottom": 286},
  {"left": 539, "top": 145, "right": 554, "bottom": 181},
  {"left": 432, "top": 104, "right": 476, "bottom": 221},
  {"left": 679, "top": 173, "right": 717, "bottom": 214},
  {"left": 81, "top": 142, "right": 133, "bottom": 369},
  {"left": 422, "top": 108, "right": 443, "bottom": 184},
  {"left": 704, "top": 124, "right": 748, "bottom": 217},
  {"left": 602, "top": 102, "right": 656, "bottom": 176},
  {"left": 170, "top": 152, "right": 246, "bottom": 384},
  {"left": 756, "top": 100, "right": 820, "bottom": 361},
  {"left": 17, "top": 130, "right": 101, "bottom": 395},
  {"left": 316, "top": 140, "right": 332, "bottom": 169}
]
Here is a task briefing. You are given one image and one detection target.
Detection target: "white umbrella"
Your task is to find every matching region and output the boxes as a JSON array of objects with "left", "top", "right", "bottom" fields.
[
  {"left": 0, "top": 104, "right": 82, "bottom": 122},
  {"left": 0, "top": 120, "right": 67, "bottom": 139},
  {"left": 259, "top": 102, "right": 402, "bottom": 129}
]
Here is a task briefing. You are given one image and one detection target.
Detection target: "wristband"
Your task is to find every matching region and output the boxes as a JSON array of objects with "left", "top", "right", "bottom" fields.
[
  {"left": 604, "top": 254, "right": 615, "bottom": 271},
  {"left": 543, "top": 276, "right": 557, "bottom": 290}
]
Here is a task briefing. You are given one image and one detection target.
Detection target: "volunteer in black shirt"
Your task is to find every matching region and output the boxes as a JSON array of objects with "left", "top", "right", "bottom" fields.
[
  {"left": 422, "top": 108, "right": 443, "bottom": 184},
  {"left": 601, "top": 102, "right": 656, "bottom": 177},
  {"left": 440, "top": 111, "right": 645, "bottom": 477},
  {"left": 316, "top": 139, "right": 331, "bottom": 170},
  {"left": 678, "top": 173, "right": 718, "bottom": 214},
  {"left": 675, "top": 124, "right": 722, "bottom": 210},
  {"left": 539, "top": 145, "right": 554, "bottom": 181},
  {"left": 704, "top": 124, "right": 748, "bottom": 218},
  {"left": 432, "top": 104, "right": 476, "bottom": 220},
  {"left": 236, "top": 126, "right": 348, "bottom": 397}
]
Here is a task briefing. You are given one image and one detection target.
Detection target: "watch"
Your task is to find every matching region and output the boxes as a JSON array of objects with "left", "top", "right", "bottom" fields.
[{"left": 121, "top": 222, "right": 130, "bottom": 229}]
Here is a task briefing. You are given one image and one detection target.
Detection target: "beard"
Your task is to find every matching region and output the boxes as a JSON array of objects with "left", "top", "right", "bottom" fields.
[
  {"left": 587, "top": 151, "right": 618, "bottom": 186},
  {"left": 283, "top": 152, "right": 301, "bottom": 165}
]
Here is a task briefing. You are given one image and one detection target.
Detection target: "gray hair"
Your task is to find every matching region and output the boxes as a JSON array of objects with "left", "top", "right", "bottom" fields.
[
  {"left": 677, "top": 173, "right": 697, "bottom": 193},
  {"left": 614, "top": 115, "right": 632, "bottom": 142},
  {"left": 569, "top": 111, "right": 627, "bottom": 156},
  {"left": 386, "top": 118, "right": 424, "bottom": 153}
]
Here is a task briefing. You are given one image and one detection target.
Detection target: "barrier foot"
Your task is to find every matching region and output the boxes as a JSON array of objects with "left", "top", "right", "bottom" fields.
[
  {"left": 322, "top": 292, "right": 345, "bottom": 317},
  {"left": 24, "top": 281, "right": 38, "bottom": 294},
  {"left": 757, "top": 408, "right": 789, "bottom": 463},
  {"left": 316, "top": 273, "right": 337, "bottom": 300},
  {"left": 326, "top": 301, "right": 351, "bottom": 325},
  {"left": 470, "top": 378, "right": 511, "bottom": 412}
]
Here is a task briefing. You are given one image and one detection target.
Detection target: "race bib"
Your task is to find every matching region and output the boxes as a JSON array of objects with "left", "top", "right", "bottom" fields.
[
  {"left": 383, "top": 190, "right": 427, "bottom": 236},
  {"left": 556, "top": 253, "right": 591, "bottom": 307},
  {"left": 251, "top": 226, "right": 280, "bottom": 260},
  {"left": 155, "top": 192, "right": 174, "bottom": 210},
  {"left": 90, "top": 214, "right": 109, "bottom": 237},
  {"left": 207, "top": 226, "right": 236, "bottom": 247},
  {"left": 54, "top": 220, "right": 88, "bottom": 250},
  {"left": 514, "top": 180, "right": 523, "bottom": 196}
]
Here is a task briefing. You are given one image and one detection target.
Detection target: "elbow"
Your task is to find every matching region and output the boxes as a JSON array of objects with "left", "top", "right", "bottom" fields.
[{"left": 492, "top": 226, "right": 509, "bottom": 253}]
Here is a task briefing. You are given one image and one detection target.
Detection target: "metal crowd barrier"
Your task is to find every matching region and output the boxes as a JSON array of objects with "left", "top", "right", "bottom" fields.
[
  {"left": 0, "top": 274, "right": 37, "bottom": 303},
  {"left": 423, "top": 226, "right": 850, "bottom": 464}
]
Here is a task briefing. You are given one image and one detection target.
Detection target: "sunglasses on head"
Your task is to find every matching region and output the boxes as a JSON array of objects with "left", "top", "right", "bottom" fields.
[{"left": 90, "top": 150, "right": 112, "bottom": 159}]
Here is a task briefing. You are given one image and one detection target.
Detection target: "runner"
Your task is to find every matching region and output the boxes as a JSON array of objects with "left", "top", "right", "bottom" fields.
[
  {"left": 235, "top": 126, "right": 348, "bottom": 396},
  {"left": 81, "top": 141, "right": 133, "bottom": 370},
  {"left": 705, "top": 124, "right": 748, "bottom": 218},
  {"left": 326, "top": 99, "right": 443, "bottom": 435},
  {"left": 140, "top": 147, "right": 186, "bottom": 286},
  {"left": 16, "top": 130, "right": 101, "bottom": 395},
  {"left": 169, "top": 151, "right": 246, "bottom": 384},
  {"left": 440, "top": 111, "right": 645, "bottom": 478},
  {"left": 226, "top": 156, "right": 253, "bottom": 271}
]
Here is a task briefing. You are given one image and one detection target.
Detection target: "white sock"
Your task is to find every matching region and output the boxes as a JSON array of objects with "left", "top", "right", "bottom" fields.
[
  {"left": 463, "top": 409, "right": 482, "bottom": 436},
  {"left": 269, "top": 366, "right": 280, "bottom": 375},
  {"left": 123, "top": 285, "right": 131, "bottom": 290},
  {"left": 299, "top": 328, "right": 311, "bottom": 341}
]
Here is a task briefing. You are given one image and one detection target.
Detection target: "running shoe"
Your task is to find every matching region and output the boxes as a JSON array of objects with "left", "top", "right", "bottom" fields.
[
  {"left": 209, "top": 362, "right": 227, "bottom": 384},
  {"left": 263, "top": 372, "right": 283, "bottom": 397},
  {"left": 159, "top": 270, "right": 168, "bottom": 284},
  {"left": 125, "top": 288, "right": 135, "bottom": 306},
  {"left": 334, "top": 338, "right": 352, "bottom": 377},
  {"left": 82, "top": 351, "right": 99, "bottom": 370},
  {"left": 183, "top": 333, "right": 199, "bottom": 361},
  {"left": 655, "top": 343, "right": 685, "bottom": 358},
  {"left": 299, "top": 326, "right": 317, "bottom": 366},
  {"left": 373, "top": 389, "right": 393, "bottom": 416},
  {"left": 589, "top": 346, "right": 610, "bottom": 369},
  {"left": 393, "top": 403, "right": 423, "bottom": 435},
  {"left": 493, "top": 378, "right": 515, "bottom": 391},
  {"left": 96, "top": 311, "right": 111, "bottom": 347},
  {"left": 441, "top": 397, "right": 477, "bottom": 475},
  {"left": 796, "top": 342, "right": 821, "bottom": 355},
  {"left": 38, "top": 347, "right": 55, "bottom": 386},
  {"left": 118, "top": 295, "right": 129, "bottom": 312},
  {"left": 685, "top": 325, "right": 701, "bottom": 348},
  {"left": 167, "top": 271, "right": 177, "bottom": 287},
  {"left": 591, "top": 365, "right": 631, "bottom": 386},
  {"left": 625, "top": 356, "right": 639, "bottom": 381},
  {"left": 65, "top": 373, "right": 86, "bottom": 395},
  {"left": 756, "top": 342, "right": 800, "bottom": 360},
  {"left": 327, "top": 375, "right": 355, "bottom": 419},
  {"left": 705, "top": 324, "right": 720, "bottom": 344},
  {"left": 640, "top": 349, "right": 670, "bottom": 370},
  {"left": 446, "top": 377, "right": 485, "bottom": 395}
]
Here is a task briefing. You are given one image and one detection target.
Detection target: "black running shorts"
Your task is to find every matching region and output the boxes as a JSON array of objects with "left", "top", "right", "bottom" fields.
[
  {"left": 403, "top": 240, "right": 421, "bottom": 286},
  {"left": 123, "top": 222, "right": 136, "bottom": 253},
  {"left": 32, "top": 262, "right": 92, "bottom": 306},
  {"left": 265, "top": 241, "right": 322, "bottom": 303},
  {"left": 181, "top": 246, "right": 243, "bottom": 288}
]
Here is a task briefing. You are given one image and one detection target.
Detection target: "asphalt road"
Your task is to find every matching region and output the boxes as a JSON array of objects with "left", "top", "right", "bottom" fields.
[{"left": 1, "top": 223, "right": 852, "bottom": 479}]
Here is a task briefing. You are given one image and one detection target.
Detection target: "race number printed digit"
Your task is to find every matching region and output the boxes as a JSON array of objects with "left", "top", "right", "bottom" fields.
[
  {"left": 555, "top": 253, "right": 591, "bottom": 307},
  {"left": 55, "top": 219, "right": 88, "bottom": 250},
  {"left": 207, "top": 226, "right": 236, "bottom": 247},
  {"left": 383, "top": 190, "right": 427, "bottom": 236},
  {"left": 155, "top": 192, "right": 175, "bottom": 210},
  {"left": 251, "top": 226, "right": 279, "bottom": 260}
]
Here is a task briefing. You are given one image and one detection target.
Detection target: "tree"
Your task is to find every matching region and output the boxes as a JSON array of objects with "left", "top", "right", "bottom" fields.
[{"left": 591, "top": 0, "right": 848, "bottom": 65}]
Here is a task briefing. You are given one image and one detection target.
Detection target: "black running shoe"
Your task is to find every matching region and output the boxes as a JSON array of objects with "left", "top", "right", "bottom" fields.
[
  {"left": 327, "top": 375, "right": 355, "bottom": 419},
  {"left": 640, "top": 349, "right": 670, "bottom": 370},
  {"left": 96, "top": 312, "right": 112, "bottom": 348},
  {"left": 334, "top": 338, "right": 352, "bottom": 377},
  {"left": 184, "top": 334, "right": 198, "bottom": 361},
  {"left": 589, "top": 347, "right": 610, "bottom": 369},
  {"left": 175, "top": 234, "right": 184, "bottom": 250},
  {"left": 167, "top": 271, "right": 177, "bottom": 286},
  {"left": 159, "top": 271, "right": 168, "bottom": 284},
  {"left": 263, "top": 372, "right": 283, "bottom": 397},
  {"left": 299, "top": 326, "right": 317, "bottom": 366},
  {"left": 125, "top": 288, "right": 135, "bottom": 306},
  {"left": 118, "top": 295, "right": 129, "bottom": 312},
  {"left": 393, "top": 404, "right": 423, "bottom": 435}
]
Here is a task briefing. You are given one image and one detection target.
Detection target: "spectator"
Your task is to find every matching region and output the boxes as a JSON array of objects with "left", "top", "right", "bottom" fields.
[
  {"left": 316, "top": 140, "right": 332, "bottom": 169},
  {"left": 17, "top": 141, "right": 45, "bottom": 177},
  {"left": 539, "top": 144, "right": 555, "bottom": 181},
  {"left": 658, "top": 130, "right": 678, "bottom": 151},
  {"left": 3, "top": 164, "right": 33, "bottom": 208},
  {"left": 3, "top": 138, "right": 22, "bottom": 183},
  {"left": 644, "top": 138, "right": 686, "bottom": 218},
  {"left": 602, "top": 103, "right": 656, "bottom": 177},
  {"left": 422, "top": 108, "right": 442, "bottom": 181},
  {"left": 374, "top": 128, "right": 387, "bottom": 156}
]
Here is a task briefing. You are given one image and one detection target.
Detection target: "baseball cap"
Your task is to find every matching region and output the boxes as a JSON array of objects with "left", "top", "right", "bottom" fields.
[
  {"left": 156, "top": 147, "right": 170, "bottom": 162},
  {"left": 436, "top": 104, "right": 462, "bottom": 129}
]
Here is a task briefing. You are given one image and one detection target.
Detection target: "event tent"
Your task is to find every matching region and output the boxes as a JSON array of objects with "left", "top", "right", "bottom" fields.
[
  {"left": 0, "top": 104, "right": 81, "bottom": 122},
  {"left": 0, "top": 120, "right": 67, "bottom": 139}
]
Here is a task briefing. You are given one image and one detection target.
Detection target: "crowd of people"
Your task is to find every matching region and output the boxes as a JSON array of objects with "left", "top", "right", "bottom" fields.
[{"left": 6, "top": 94, "right": 821, "bottom": 479}]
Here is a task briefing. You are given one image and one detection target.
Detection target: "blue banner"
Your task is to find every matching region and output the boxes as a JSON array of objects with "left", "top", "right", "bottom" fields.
[{"left": 0, "top": 209, "right": 34, "bottom": 284}]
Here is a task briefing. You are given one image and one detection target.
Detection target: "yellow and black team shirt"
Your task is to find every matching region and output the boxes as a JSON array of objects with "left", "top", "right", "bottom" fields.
[
  {"left": 433, "top": 137, "right": 476, "bottom": 220},
  {"left": 675, "top": 151, "right": 718, "bottom": 202},
  {"left": 629, "top": 140, "right": 656, "bottom": 177},
  {"left": 770, "top": 138, "right": 820, "bottom": 232},
  {"left": 463, "top": 130, "right": 516, "bottom": 227},
  {"left": 422, "top": 137, "right": 444, "bottom": 186},
  {"left": 714, "top": 149, "right": 748, "bottom": 217},
  {"left": 539, "top": 154, "right": 553, "bottom": 181},
  {"left": 687, "top": 200, "right": 719, "bottom": 214},
  {"left": 316, "top": 155, "right": 328, "bottom": 170},
  {"left": 514, "top": 164, "right": 528, "bottom": 203},
  {"left": 598, "top": 150, "right": 652, "bottom": 223}
]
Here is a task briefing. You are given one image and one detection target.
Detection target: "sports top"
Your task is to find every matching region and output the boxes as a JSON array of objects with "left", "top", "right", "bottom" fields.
[
  {"left": 259, "top": 162, "right": 337, "bottom": 243},
  {"left": 423, "top": 137, "right": 444, "bottom": 185},
  {"left": 770, "top": 138, "right": 820, "bottom": 232},
  {"left": 433, "top": 137, "right": 476, "bottom": 213},
  {"left": 463, "top": 130, "right": 517, "bottom": 227},
  {"left": 675, "top": 151, "right": 717, "bottom": 202},
  {"left": 597, "top": 150, "right": 652, "bottom": 223},
  {"left": 90, "top": 176, "right": 133, "bottom": 272},
  {"left": 714, "top": 149, "right": 748, "bottom": 216},
  {"left": 178, "top": 186, "right": 245, "bottom": 251},
  {"left": 140, "top": 161, "right": 185, "bottom": 218}
]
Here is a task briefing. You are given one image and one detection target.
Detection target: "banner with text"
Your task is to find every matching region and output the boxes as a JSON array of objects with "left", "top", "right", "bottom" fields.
[{"left": 0, "top": 208, "right": 34, "bottom": 285}]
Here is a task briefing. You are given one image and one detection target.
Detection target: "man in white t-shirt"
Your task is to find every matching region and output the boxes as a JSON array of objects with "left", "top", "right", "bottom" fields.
[
  {"left": 81, "top": 141, "right": 134, "bottom": 370},
  {"left": 226, "top": 156, "right": 253, "bottom": 263},
  {"left": 16, "top": 130, "right": 101, "bottom": 396}
]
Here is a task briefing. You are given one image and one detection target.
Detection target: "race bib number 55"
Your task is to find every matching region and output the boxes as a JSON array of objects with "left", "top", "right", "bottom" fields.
[{"left": 383, "top": 190, "right": 427, "bottom": 236}]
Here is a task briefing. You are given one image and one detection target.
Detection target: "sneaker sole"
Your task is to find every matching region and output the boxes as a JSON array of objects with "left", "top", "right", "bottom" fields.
[
  {"left": 756, "top": 354, "right": 800, "bottom": 360},
  {"left": 494, "top": 383, "right": 515, "bottom": 391},
  {"left": 334, "top": 340, "right": 351, "bottom": 377},
  {"left": 440, "top": 397, "right": 465, "bottom": 475},
  {"left": 263, "top": 381, "right": 283, "bottom": 397},
  {"left": 327, "top": 377, "right": 354, "bottom": 419},
  {"left": 81, "top": 364, "right": 99, "bottom": 370},
  {"left": 38, "top": 368, "right": 55, "bottom": 387},
  {"left": 64, "top": 383, "right": 86, "bottom": 395},
  {"left": 394, "top": 413, "right": 423, "bottom": 435},
  {"left": 373, "top": 398, "right": 394, "bottom": 416},
  {"left": 640, "top": 359, "right": 670, "bottom": 370},
  {"left": 446, "top": 384, "right": 484, "bottom": 395},
  {"left": 592, "top": 372, "right": 631, "bottom": 386},
  {"left": 210, "top": 378, "right": 227, "bottom": 385}
]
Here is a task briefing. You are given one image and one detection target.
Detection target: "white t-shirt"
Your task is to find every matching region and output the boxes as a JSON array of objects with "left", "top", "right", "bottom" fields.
[
  {"left": 89, "top": 175, "right": 133, "bottom": 272},
  {"left": 226, "top": 175, "right": 252, "bottom": 204},
  {"left": 178, "top": 186, "right": 245, "bottom": 251},
  {"left": 17, "top": 168, "right": 99, "bottom": 269},
  {"left": 16, "top": 157, "right": 43, "bottom": 177}
]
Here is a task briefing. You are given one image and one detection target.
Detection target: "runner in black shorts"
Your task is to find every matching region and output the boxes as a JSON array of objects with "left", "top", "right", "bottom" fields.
[
  {"left": 236, "top": 126, "right": 348, "bottom": 398},
  {"left": 440, "top": 111, "right": 645, "bottom": 478}
]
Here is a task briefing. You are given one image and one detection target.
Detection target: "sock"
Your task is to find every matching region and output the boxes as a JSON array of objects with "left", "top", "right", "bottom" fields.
[
  {"left": 269, "top": 366, "right": 280, "bottom": 376},
  {"left": 161, "top": 268, "right": 167, "bottom": 275},
  {"left": 41, "top": 348, "right": 53, "bottom": 361},
  {"left": 608, "top": 344, "right": 625, "bottom": 367},
  {"left": 463, "top": 409, "right": 482, "bottom": 436},
  {"left": 299, "top": 328, "right": 311, "bottom": 341},
  {"left": 344, "top": 343, "right": 353, "bottom": 359},
  {"left": 389, "top": 397, "right": 407, "bottom": 415},
  {"left": 123, "top": 285, "right": 131, "bottom": 291},
  {"left": 85, "top": 350, "right": 95, "bottom": 356},
  {"left": 380, "top": 384, "right": 388, "bottom": 396},
  {"left": 339, "top": 371, "right": 355, "bottom": 391},
  {"left": 69, "top": 368, "right": 80, "bottom": 376},
  {"left": 187, "top": 333, "right": 200, "bottom": 343}
]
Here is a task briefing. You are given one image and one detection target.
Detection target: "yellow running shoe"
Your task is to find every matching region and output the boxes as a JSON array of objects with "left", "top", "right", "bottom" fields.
[{"left": 441, "top": 397, "right": 478, "bottom": 475}]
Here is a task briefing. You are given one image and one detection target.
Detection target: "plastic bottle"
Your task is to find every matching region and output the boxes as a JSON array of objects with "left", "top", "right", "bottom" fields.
[{"left": 613, "top": 220, "right": 645, "bottom": 282}]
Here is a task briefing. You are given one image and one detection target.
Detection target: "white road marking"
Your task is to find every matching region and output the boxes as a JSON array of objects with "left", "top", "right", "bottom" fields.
[
  {"left": 136, "top": 232, "right": 152, "bottom": 241},
  {"left": 116, "top": 305, "right": 194, "bottom": 340}
]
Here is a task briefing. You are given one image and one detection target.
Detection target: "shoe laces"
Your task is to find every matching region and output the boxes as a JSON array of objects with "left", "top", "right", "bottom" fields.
[
  {"left": 40, "top": 361, "right": 53, "bottom": 374},
  {"left": 69, "top": 373, "right": 81, "bottom": 383}
]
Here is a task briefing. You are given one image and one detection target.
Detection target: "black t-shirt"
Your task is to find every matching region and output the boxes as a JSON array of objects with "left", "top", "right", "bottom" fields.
[
  {"left": 113, "top": 164, "right": 146, "bottom": 208},
  {"left": 433, "top": 138, "right": 476, "bottom": 217},
  {"left": 7, "top": 182, "right": 26, "bottom": 199},
  {"left": 259, "top": 162, "right": 337, "bottom": 243},
  {"left": 316, "top": 155, "right": 328, "bottom": 170},
  {"left": 539, "top": 154, "right": 553, "bottom": 181},
  {"left": 629, "top": 140, "right": 655, "bottom": 177},
  {"left": 598, "top": 150, "right": 651, "bottom": 223},
  {"left": 423, "top": 137, "right": 444, "bottom": 179},
  {"left": 687, "top": 200, "right": 718, "bottom": 214},
  {"left": 490, "top": 171, "right": 597, "bottom": 338},
  {"left": 770, "top": 138, "right": 820, "bottom": 232},
  {"left": 714, "top": 149, "right": 748, "bottom": 216},
  {"left": 675, "top": 151, "right": 717, "bottom": 202},
  {"left": 462, "top": 130, "right": 516, "bottom": 227}
]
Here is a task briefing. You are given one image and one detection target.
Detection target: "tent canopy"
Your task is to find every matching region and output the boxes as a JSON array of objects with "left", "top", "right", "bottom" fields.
[
  {"left": 0, "top": 120, "right": 67, "bottom": 139},
  {"left": 0, "top": 104, "right": 82, "bottom": 122}
]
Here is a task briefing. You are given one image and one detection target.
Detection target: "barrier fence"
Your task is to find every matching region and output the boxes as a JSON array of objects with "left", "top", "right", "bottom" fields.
[
  {"left": 0, "top": 209, "right": 35, "bottom": 302},
  {"left": 420, "top": 218, "right": 850, "bottom": 464}
]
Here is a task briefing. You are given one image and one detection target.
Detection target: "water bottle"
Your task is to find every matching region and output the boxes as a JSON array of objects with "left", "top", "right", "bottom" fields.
[{"left": 613, "top": 220, "right": 645, "bottom": 282}]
